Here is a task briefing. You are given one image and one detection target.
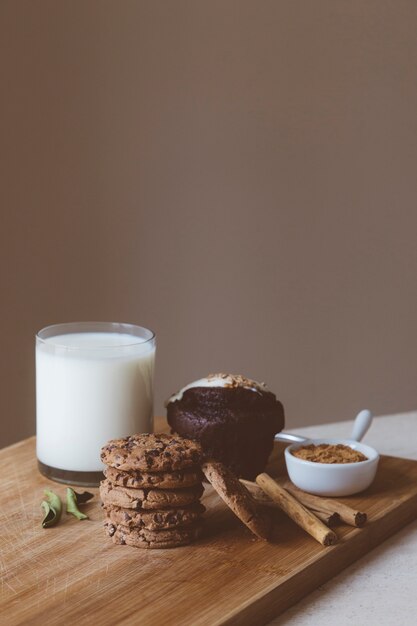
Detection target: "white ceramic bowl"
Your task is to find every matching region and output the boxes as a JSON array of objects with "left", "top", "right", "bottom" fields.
[{"left": 284, "top": 438, "right": 380, "bottom": 497}]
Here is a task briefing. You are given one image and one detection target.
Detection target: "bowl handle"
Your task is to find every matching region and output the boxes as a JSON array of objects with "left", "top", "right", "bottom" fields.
[
  {"left": 274, "top": 432, "right": 307, "bottom": 443},
  {"left": 350, "top": 410, "right": 373, "bottom": 441}
]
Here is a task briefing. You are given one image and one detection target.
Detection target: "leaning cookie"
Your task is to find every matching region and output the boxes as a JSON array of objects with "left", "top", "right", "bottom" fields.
[
  {"left": 104, "top": 465, "right": 203, "bottom": 490},
  {"left": 101, "top": 433, "right": 202, "bottom": 472},
  {"left": 99, "top": 479, "right": 204, "bottom": 511},
  {"left": 202, "top": 460, "right": 271, "bottom": 540},
  {"left": 104, "top": 521, "right": 202, "bottom": 549},
  {"left": 103, "top": 502, "right": 206, "bottom": 531}
]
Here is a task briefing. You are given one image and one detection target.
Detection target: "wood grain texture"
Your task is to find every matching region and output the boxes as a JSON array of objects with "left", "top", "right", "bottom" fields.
[{"left": 1, "top": 421, "right": 417, "bottom": 626}]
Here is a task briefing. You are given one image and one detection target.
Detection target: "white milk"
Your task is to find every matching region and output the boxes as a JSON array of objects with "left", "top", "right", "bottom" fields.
[{"left": 36, "top": 332, "right": 155, "bottom": 472}]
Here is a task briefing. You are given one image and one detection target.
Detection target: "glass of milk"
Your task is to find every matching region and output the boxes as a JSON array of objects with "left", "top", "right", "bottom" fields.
[{"left": 36, "top": 322, "right": 156, "bottom": 486}]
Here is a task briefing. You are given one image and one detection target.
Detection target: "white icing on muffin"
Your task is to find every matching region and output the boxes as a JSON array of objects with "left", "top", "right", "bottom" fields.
[{"left": 166, "top": 373, "right": 269, "bottom": 405}]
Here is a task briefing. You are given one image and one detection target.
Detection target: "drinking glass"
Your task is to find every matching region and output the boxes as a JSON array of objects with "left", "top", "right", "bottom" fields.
[{"left": 36, "top": 322, "right": 156, "bottom": 486}]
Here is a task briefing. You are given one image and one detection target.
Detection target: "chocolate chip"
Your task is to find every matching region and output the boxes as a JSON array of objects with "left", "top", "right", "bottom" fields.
[{"left": 107, "top": 524, "right": 116, "bottom": 537}]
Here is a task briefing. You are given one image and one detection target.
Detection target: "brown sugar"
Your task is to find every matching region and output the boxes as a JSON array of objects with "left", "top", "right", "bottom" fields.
[{"left": 292, "top": 443, "right": 368, "bottom": 464}]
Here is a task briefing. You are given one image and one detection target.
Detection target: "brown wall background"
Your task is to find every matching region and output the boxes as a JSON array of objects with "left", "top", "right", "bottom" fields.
[{"left": 1, "top": 1, "right": 417, "bottom": 448}]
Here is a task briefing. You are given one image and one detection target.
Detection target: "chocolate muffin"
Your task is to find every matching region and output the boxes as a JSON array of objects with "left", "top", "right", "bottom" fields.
[{"left": 166, "top": 373, "right": 285, "bottom": 479}]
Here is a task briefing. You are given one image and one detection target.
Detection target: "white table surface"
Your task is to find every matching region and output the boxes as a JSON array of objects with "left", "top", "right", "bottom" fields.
[{"left": 269, "top": 411, "right": 417, "bottom": 626}]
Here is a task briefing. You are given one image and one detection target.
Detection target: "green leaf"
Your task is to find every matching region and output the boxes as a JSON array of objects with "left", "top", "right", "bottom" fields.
[
  {"left": 66, "top": 488, "right": 89, "bottom": 520},
  {"left": 41, "top": 490, "right": 62, "bottom": 528}
]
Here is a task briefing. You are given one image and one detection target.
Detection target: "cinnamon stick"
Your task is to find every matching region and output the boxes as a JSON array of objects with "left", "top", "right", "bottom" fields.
[
  {"left": 241, "top": 479, "right": 341, "bottom": 526},
  {"left": 281, "top": 480, "right": 367, "bottom": 528},
  {"left": 255, "top": 473, "right": 338, "bottom": 547},
  {"left": 240, "top": 479, "right": 277, "bottom": 506},
  {"left": 313, "top": 509, "right": 340, "bottom": 526}
]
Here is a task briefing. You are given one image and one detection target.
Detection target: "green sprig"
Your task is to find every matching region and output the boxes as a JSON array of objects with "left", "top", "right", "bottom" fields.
[
  {"left": 66, "top": 488, "right": 93, "bottom": 520},
  {"left": 41, "top": 489, "right": 62, "bottom": 528}
]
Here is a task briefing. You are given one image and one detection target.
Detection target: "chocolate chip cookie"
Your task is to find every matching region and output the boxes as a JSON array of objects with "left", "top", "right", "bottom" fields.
[
  {"left": 100, "top": 433, "right": 202, "bottom": 472},
  {"left": 104, "top": 520, "right": 202, "bottom": 549},
  {"left": 202, "top": 460, "right": 271, "bottom": 540},
  {"left": 99, "top": 479, "right": 204, "bottom": 510},
  {"left": 103, "top": 502, "right": 205, "bottom": 531},
  {"left": 104, "top": 465, "right": 202, "bottom": 490}
]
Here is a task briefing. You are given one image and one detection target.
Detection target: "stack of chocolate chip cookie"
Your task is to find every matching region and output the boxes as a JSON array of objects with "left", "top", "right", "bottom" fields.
[{"left": 100, "top": 433, "right": 205, "bottom": 549}]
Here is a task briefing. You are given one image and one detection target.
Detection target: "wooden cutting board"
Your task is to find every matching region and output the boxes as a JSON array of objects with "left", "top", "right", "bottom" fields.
[{"left": 1, "top": 427, "right": 417, "bottom": 626}]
